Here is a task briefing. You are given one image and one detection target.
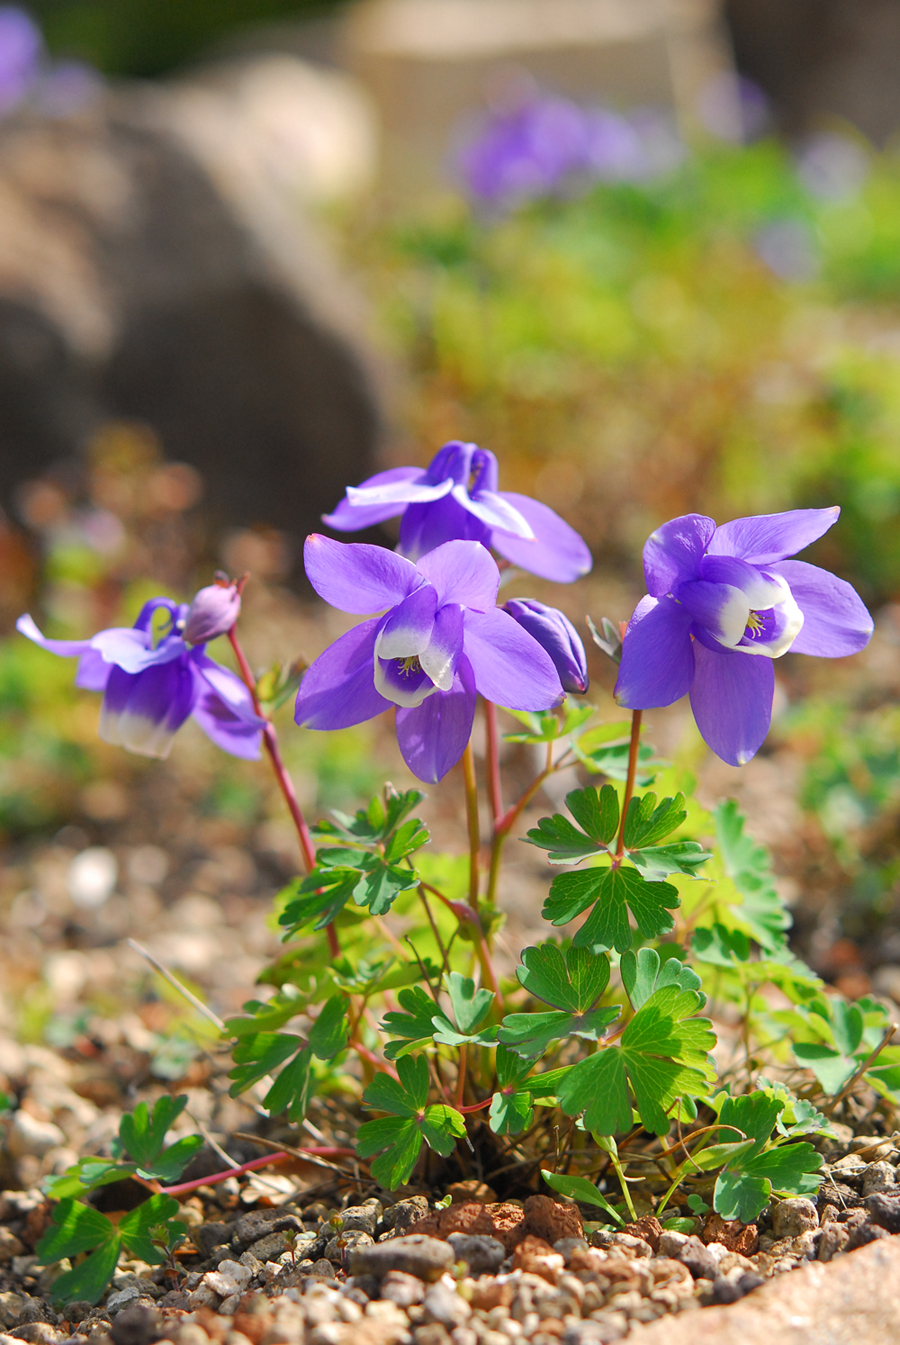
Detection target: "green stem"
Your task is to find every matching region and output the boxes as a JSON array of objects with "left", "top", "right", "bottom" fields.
[
  {"left": 614, "top": 709, "right": 643, "bottom": 859},
  {"left": 462, "top": 741, "right": 481, "bottom": 910},
  {"left": 486, "top": 739, "right": 559, "bottom": 907},
  {"left": 484, "top": 701, "right": 503, "bottom": 829}
]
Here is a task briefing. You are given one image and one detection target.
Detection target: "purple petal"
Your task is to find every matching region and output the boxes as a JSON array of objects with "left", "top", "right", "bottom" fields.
[
  {"left": 91, "top": 628, "right": 184, "bottom": 674},
  {"left": 294, "top": 618, "right": 391, "bottom": 729},
  {"left": 374, "top": 654, "right": 436, "bottom": 707},
  {"left": 458, "top": 487, "right": 534, "bottom": 538},
  {"left": 395, "top": 657, "right": 477, "bottom": 782},
  {"left": 322, "top": 467, "right": 429, "bottom": 531},
  {"left": 192, "top": 652, "right": 264, "bottom": 722},
  {"left": 348, "top": 477, "right": 453, "bottom": 508},
  {"left": 99, "top": 659, "right": 197, "bottom": 759},
  {"left": 698, "top": 555, "right": 786, "bottom": 609},
  {"left": 75, "top": 650, "right": 112, "bottom": 691},
  {"left": 399, "top": 492, "right": 490, "bottom": 559},
  {"left": 676, "top": 580, "right": 749, "bottom": 647},
  {"left": 707, "top": 507, "right": 840, "bottom": 564},
  {"left": 490, "top": 493, "right": 592, "bottom": 582},
  {"left": 376, "top": 585, "right": 437, "bottom": 658},
  {"left": 768, "top": 560, "right": 874, "bottom": 657},
  {"left": 643, "top": 514, "right": 715, "bottom": 597},
  {"left": 417, "top": 540, "right": 499, "bottom": 611},
  {"left": 463, "top": 608, "right": 563, "bottom": 710},
  {"left": 190, "top": 665, "right": 263, "bottom": 759},
  {"left": 689, "top": 643, "right": 774, "bottom": 766},
  {"left": 303, "top": 535, "right": 422, "bottom": 614},
  {"left": 420, "top": 603, "right": 464, "bottom": 691},
  {"left": 424, "top": 441, "right": 475, "bottom": 486},
  {"left": 614, "top": 596, "right": 695, "bottom": 708},
  {"left": 17, "top": 614, "right": 92, "bottom": 659}
]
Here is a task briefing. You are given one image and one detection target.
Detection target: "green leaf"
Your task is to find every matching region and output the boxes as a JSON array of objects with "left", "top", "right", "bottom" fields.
[
  {"left": 363, "top": 1054, "right": 429, "bottom": 1118},
  {"left": 572, "top": 737, "right": 665, "bottom": 785},
  {"left": 498, "top": 1007, "right": 620, "bottom": 1059},
  {"left": 444, "top": 972, "right": 494, "bottom": 1035},
  {"left": 43, "top": 1159, "right": 131, "bottom": 1201},
  {"left": 714, "top": 799, "right": 791, "bottom": 951},
  {"left": 489, "top": 1047, "right": 538, "bottom": 1136},
  {"left": 115, "top": 1095, "right": 186, "bottom": 1170},
  {"left": 622, "top": 792, "right": 687, "bottom": 848},
  {"left": 558, "top": 986, "right": 715, "bottom": 1135},
  {"left": 315, "top": 787, "right": 426, "bottom": 845},
  {"left": 226, "top": 984, "right": 305, "bottom": 1037},
  {"left": 517, "top": 943, "right": 611, "bottom": 1012},
  {"left": 37, "top": 1200, "right": 114, "bottom": 1262},
  {"left": 47, "top": 1234, "right": 122, "bottom": 1307},
  {"left": 420, "top": 1104, "right": 466, "bottom": 1155},
  {"left": 718, "top": 1092, "right": 784, "bottom": 1158},
  {"left": 691, "top": 923, "right": 751, "bottom": 966},
  {"left": 540, "top": 1170, "right": 625, "bottom": 1226},
  {"left": 503, "top": 709, "right": 564, "bottom": 743},
  {"left": 262, "top": 1046, "right": 314, "bottom": 1121},
  {"left": 279, "top": 871, "right": 360, "bottom": 932},
  {"left": 715, "top": 1144, "right": 822, "bottom": 1222},
  {"left": 356, "top": 859, "right": 420, "bottom": 916},
  {"left": 383, "top": 817, "right": 430, "bottom": 862},
  {"left": 628, "top": 841, "right": 711, "bottom": 880},
  {"left": 566, "top": 785, "right": 620, "bottom": 846},
  {"left": 791, "top": 1043, "right": 858, "bottom": 1094},
  {"left": 119, "top": 1194, "right": 185, "bottom": 1264},
  {"left": 356, "top": 1117, "right": 422, "bottom": 1189},
  {"left": 525, "top": 815, "right": 601, "bottom": 864},
  {"left": 382, "top": 986, "right": 440, "bottom": 1059},
  {"left": 307, "top": 994, "right": 349, "bottom": 1060},
  {"left": 228, "top": 1032, "right": 304, "bottom": 1095},
  {"left": 620, "top": 947, "right": 703, "bottom": 1011},
  {"left": 143, "top": 1134, "right": 205, "bottom": 1185},
  {"left": 569, "top": 867, "right": 680, "bottom": 952}
]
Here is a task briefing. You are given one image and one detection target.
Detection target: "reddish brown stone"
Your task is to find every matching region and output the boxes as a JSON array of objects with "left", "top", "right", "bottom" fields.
[
  {"left": 624, "top": 1216, "right": 663, "bottom": 1252},
  {"left": 701, "top": 1212, "right": 759, "bottom": 1256},
  {"left": 522, "top": 1195, "right": 584, "bottom": 1244},
  {"left": 447, "top": 1180, "right": 497, "bottom": 1205},
  {"left": 413, "top": 1200, "right": 527, "bottom": 1251},
  {"left": 467, "top": 1278, "right": 515, "bottom": 1311},
  {"left": 511, "top": 1234, "right": 565, "bottom": 1282}
]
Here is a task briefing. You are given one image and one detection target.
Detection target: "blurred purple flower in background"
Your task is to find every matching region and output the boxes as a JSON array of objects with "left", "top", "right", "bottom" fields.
[
  {"left": 614, "top": 508, "right": 873, "bottom": 768},
  {"left": 18, "top": 597, "right": 264, "bottom": 759},
  {"left": 754, "top": 218, "right": 819, "bottom": 283},
  {"left": 457, "top": 94, "right": 672, "bottom": 206},
  {"left": 295, "top": 535, "right": 564, "bottom": 782},
  {"left": 325, "top": 440, "right": 591, "bottom": 583},
  {"left": 0, "top": 6, "right": 41, "bottom": 113},
  {"left": 796, "top": 132, "right": 870, "bottom": 202},
  {"left": 696, "top": 72, "right": 770, "bottom": 144}
]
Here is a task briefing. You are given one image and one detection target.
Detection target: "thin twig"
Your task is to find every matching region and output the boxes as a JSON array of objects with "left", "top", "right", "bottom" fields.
[
  {"left": 827, "top": 1023, "right": 899, "bottom": 1114},
  {"left": 127, "top": 940, "right": 225, "bottom": 1032}
]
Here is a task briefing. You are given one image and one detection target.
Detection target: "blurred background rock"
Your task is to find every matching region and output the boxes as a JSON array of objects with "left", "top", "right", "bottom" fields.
[{"left": 6, "top": 0, "right": 900, "bottom": 1073}]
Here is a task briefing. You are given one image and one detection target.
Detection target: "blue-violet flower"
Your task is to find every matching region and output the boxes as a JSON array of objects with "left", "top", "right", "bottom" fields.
[
  {"left": 614, "top": 507, "right": 873, "bottom": 766},
  {"left": 503, "top": 598, "right": 588, "bottom": 694},
  {"left": 184, "top": 576, "right": 241, "bottom": 644},
  {"left": 323, "top": 440, "right": 591, "bottom": 584},
  {"left": 18, "top": 597, "right": 264, "bottom": 759},
  {"left": 294, "top": 535, "right": 565, "bottom": 782}
]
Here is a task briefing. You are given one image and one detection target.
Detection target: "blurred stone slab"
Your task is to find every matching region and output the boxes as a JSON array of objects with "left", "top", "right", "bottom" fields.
[
  {"left": 343, "top": 0, "right": 734, "bottom": 199},
  {"left": 0, "top": 56, "right": 381, "bottom": 551},
  {"left": 628, "top": 1236, "right": 900, "bottom": 1344}
]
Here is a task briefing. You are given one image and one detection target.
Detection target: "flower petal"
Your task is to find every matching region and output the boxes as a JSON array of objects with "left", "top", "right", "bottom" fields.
[
  {"left": 490, "top": 492, "right": 592, "bottom": 582},
  {"left": 395, "top": 657, "right": 477, "bottom": 782},
  {"left": 322, "top": 467, "right": 432, "bottom": 530},
  {"left": 417, "top": 540, "right": 500, "bottom": 610},
  {"left": 457, "top": 485, "right": 535, "bottom": 538},
  {"left": 99, "top": 659, "right": 197, "bottom": 759},
  {"left": 192, "top": 651, "right": 264, "bottom": 722},
  {"left": 374, "top": 654, "right": 437, "bottom": 708},
  {"left": 399, "top": 492, "right": 490, "bottom": 559},
  {"left": 17, "top": 613, "right": 93, "bottom": 658},
  {"left": 347, "top": 475, "right": 453, "bottom": 508},
  {"left": 91, "top": 628, "right": 184, "bottom": 674},
  {"left": 614, "top": 596, "right": 695, "bottom": 708},
  {"left": 689, "top": 643, "right": 774, "bottom": 766},
  {"left": 190, "top": 665, "right": 264, "bottom": 759},
  {"left": 698, "top": 555, "right": 787, "bottom": 609},
  {"left": 294, "top": 618, "right": 391, "bottom": 729},
  {"left": 419, "top": 603, "right": 464, "bottom": 691},
  {"left": 463, "top": 607, "right": 563, "bottom": 710},
  {"left": 375, "top": 585, "right": 437, "bottom": 658},
  {"left": 75, "top": 650, "right": 112, "bottom": 691},
  {"left": 303, "top": 535, "right": 422, "bottom": 614},
  {"left": 707, "top": 506, "right": 840, "bottom": 564},
  {"left": 768, "top": 560, "right": 874, "bottom": 657},
  {"left": 676, "top": 580, "right": 749, "bottom": 648},
  {"left": 643, "top": 514, "right": 715, "bottom": 597}
]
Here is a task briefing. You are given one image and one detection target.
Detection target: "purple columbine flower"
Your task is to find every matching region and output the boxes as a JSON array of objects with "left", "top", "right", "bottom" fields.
[
  {"left": 614, "top": 508, "right": 873, "bottom": 767},
  {"left": 323, "top": 440, "right": 591, "bottom": 584},
  {"left": 294, "top": 535, "right": 564, "bottom": 783},
  {"left": 503, "top": 598, "right": 588, "bottom": 694},
  {"left": 184, "top": 575, "right": 241, "bottom": 644},
  {"left": 17, "top": 598, "right": 264, "bottom": 759}
]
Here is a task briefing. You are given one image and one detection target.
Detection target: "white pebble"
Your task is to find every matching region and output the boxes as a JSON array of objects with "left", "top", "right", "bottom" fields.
[{"left": 67, "top": 848, "right": 118, "bottom": 909}]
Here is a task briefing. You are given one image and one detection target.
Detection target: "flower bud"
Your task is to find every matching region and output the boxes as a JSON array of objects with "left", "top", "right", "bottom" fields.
[
  {"left": 503, "top": 598, "right": 588, "bottom": 694},
  {"left": 184, "top": 577, "right": 241, "bottom": 644}
]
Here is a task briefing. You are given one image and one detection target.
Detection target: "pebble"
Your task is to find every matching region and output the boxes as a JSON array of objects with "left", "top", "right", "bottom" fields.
[
  {"left": 380, "top": 1272, "right": 425, "bottom": 1308},
  {"left": 204, "top": 1259, "right": 252, "bottom": 1298},
  {"left": 447, "top": 1235, "right": 505, "bottom": 1275},
  {"left": 670, "top": 1236, "right": 721, "bottom": 1281},
  {"left": 422, "top": 1284, "right": 471, "bottom": 1328},
  {"left": 0, "top": 1229, "right": 25, "bottom": 1264},
  {"left": 771, "top": 1198, "right": 818, "bottom": 1239},
  {"left": 339, "top": 1203, "right": 383, "bottom": 1236},
  {"left": 349, "top": 1236, "right": 455, "bottom": 1282},
  {"left": 861, "top": 1161, "right": 896, "bottom": 1196},
  {"left": 6, "top": 1113, "right": 65, "bottom": 1160},
  {"left": 864, "top": 1192, "right": 900, "bottom": 1233}
]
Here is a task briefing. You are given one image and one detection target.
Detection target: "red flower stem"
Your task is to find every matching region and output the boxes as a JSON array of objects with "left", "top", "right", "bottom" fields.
[
  {"left": 457, "top": 1097, "right": 492, "bottom": 1114},
  {"left": 484, "top": 701, "right": 503, "bottom": 829},
  {"left": 615, "top": 710, "right": 643, "bottom": 859},
  {"left": 227, "top": 624, "right": 339, "bottom": 958},
  {"left": 461, "top": 742, "right": 481, "bottom": 910}
]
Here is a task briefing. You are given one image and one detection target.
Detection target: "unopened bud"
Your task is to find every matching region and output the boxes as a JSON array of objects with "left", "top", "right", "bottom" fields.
[
  {"left": 503, "top": 598, "right": 588, "bottom": 694},
  {"left": 184, "top": 577, "right": 241, "bottom": 644}
]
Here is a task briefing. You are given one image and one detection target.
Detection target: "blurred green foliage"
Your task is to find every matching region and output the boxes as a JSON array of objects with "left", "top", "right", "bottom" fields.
[
  {"left": 28, "top": 0, "right": 342, "bottom": 77},
  {"left": 360, "top": 138, "right": 900, "bottom": 607}
]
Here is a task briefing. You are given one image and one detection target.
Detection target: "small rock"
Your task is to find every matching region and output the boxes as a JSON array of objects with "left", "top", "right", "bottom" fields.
[
  {"left": 248, "top": 1234, "right": 293, "bottom": 1265},
  {"left": 672, "top": 1235, "right": 720, "bottom": 1280},
  {"left": 205, "top": 1259, "right": 253, "bottom": 1298},
  {"left": 865, "top": 1191, "right": 900, "bottom": 1233},
  {"left": 379, "top": 1272, "right": 425, "bottom": 1308},
  {"left": 622, "top": 1216, "right": 662, "bottom": 1252},
  {"left": 829, "top": 1154, "right": 867, "bottom": 1188},
  {"left": 446, "top": 1235, "right": 505, "bottom": 1275},
  {"left": 233, "top": 1211, "right": 305, "bottom": 1251},
  {"left": 0, "top": 1295, "right": 24, "bottom": 1330},
  {"left": 325, "top": 1231, "right": 374, "bottom": 1267},
  {"left": 312, "top": 1259, "right": 337, "bottom": 1279},
  {"left": 422, "top": 1285, "right": 470, "bottom": 1329},
  {"left": 701, "top": 1214, "right": 758, "bottom": 1256},
  {"left": 339, "top": 1204, "right": 382, "bottom": 1236},
  {"left": 103, "top": 1289, "right": 141, "bottom": 1317},
  {"left": 510, "top": 1235, "right": 565, "bottom": 1282},
  {"left": 380, "top": 1199, "right": 429, "bottom": 1234},
  {"left": 6, "top": 1113, "right": 66, "bottom": 1160},
  {"left": 194, "top": 1222, "right": 234, "bottom": 1258},
  {"left": 771, "top": 1198, "right": 818, "bottom": 1239},
  {"left": 862, "top": 1162, "right": 896, "bottom": 1196},
  {"left": 8, "top": 1327, "right": 64, "bottom": 1344},
  {"left": 187, "top": 1284, "right": 219, "bottom": 1311},
  {"left": 710, "top": 1273, "right": 765, "bottom": 1304},
  {"left": 817, "top": 1223, "right": 851, "bottom": 1261},
  {"left": 109, "top": 1306, "right": 160, "bottom": 1345},
  {"left": 413, "top": 1203, "right": 526, "bottom": 1253},
  {"left": 606, "top": 1233, "right": 652, "bottom": 1258},
  {"left": 845, "top": 1224, "right": 890, "bottom": 1251},
  {"left": 349, "top": 1236, "right": 454, "bottom": 1282},
  {"left": 219, "top": 1293, "right": 241, "bottom": 1315},
  {"left": 446, "top": 1182, "right": 496, "bottom": 1206},
  {"left": 0, "top": 1230, "right": 25, "bottom": 1265},
  {"left": 562, "top": 1315, "right": 628, "bottom": 1344},
  {"left": 523, "top": 1196, "right": 584, "bottom": 1245},
  {"left": 412, "top": 1326, "right": 450, "bottom": 1345},
  {"left": 657, "top": 1230, "right": 689, "bottom": 1258}
]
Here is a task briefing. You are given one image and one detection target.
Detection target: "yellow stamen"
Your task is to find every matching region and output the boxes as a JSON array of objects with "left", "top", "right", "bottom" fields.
[
  {"left": 745, "top": 611, "right": 765, "bottom": 634},
  {"left": 397, "top": 655, "right": 422, "bottom": 677}
]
